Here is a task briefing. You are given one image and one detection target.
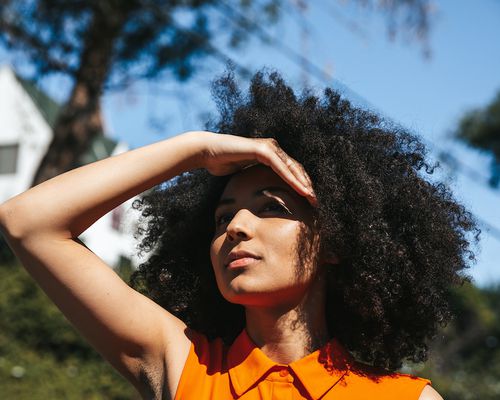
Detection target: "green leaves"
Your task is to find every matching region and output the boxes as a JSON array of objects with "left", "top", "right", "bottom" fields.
[
  {"left": 455, "top": 90, "right": 500, "bottom": 188},
  {"left": 403, "top": 281, "right": 500, "bottom": 400},
  {"left": 0, "top": 260, "right": 136, "bottom": 399}
]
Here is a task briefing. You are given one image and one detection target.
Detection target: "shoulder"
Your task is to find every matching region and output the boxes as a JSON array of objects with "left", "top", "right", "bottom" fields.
[
  {"left": 418, "top": 384, "right": 444, "bottom": 400},
  {"left": 345, "top": 362, "right": 435, "bottom": 400},
  {"left": 172, "top": 330, "right": 230, "bottom": 400},
  {"left": 184, "top": 329, "right": 227, "bottom": 364},
  {"left": 173, "top": 329, "right": 228, "bottom": 379}
]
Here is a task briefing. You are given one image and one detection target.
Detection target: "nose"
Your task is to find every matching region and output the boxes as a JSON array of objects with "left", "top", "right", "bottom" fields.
[{"left": 226, "top": 209, "right": 255, "bottom": 242}]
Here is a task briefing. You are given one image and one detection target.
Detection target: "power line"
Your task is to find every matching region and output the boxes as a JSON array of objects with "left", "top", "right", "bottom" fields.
[
  {"left": 424, "top": 140, "right": 499, "bottom": 196},
  {"left": 211, "top": 0, "right": 500, "bottom": 242},
  {"left": 217, "top": 0, "right": 497, "bottom": 190},
  {"left": 216, "top": 0, "right": 499, "bottom": 190},
  {"left": 215, "top": 0, "right": 334, "bottom": 83},
  {"left": 314, "top": 1, "right": 369, "bottom": 41},
  {"left": 478, "top": 218, "right": 500, "bottom": 240},
  {"left": 129, "top": 0, "right": 500, "bottom": 242}
]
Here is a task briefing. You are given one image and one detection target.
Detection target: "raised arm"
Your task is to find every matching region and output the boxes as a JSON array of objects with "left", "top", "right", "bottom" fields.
[
  {"left": 0, "top": 131, "right": 208, "bottom": 398},
  {"left": 0, "top": 131, "right": 315, "bottom": 398}
]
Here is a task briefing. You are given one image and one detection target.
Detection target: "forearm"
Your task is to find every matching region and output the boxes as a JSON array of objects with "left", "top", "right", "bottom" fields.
[{"left": 0, "top": 131, "right": 205, "bottom": 239}]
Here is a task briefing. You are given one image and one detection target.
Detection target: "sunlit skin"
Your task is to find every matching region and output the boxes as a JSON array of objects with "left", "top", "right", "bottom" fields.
[
  {"left": 0, "top": 123, "right": 444, "bottom": 399},
  {"left": 210, "top": 165, "right": 333, "bottom": 363}
]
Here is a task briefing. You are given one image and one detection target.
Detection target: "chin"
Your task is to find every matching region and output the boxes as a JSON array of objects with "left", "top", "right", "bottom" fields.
[
  {"left": 221, "top": 284, "right": 292, "bottom": 308},
  {"left": 220, "top": 283, "right": 267, "bottom": 306}
]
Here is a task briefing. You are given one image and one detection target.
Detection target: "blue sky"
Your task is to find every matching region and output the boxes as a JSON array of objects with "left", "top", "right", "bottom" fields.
[
  {"left": 103, "top": 0, "right": 500, "bottom": 287},
  {"left": 2, "top": 0, "right": 499, "bottom": 286}
]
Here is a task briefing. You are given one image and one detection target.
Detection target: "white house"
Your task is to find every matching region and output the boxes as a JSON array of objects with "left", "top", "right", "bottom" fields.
[{"left": 0, "top": 65, "right": 142, "bottom": 269}]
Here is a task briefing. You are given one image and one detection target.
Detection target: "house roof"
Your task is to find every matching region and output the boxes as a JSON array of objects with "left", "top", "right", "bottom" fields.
[
  {"left": 13, "top": 70, "right": 120, "bottom": 164},
  {"left": 16, "top": 75, "right": 60, "bottom": 129}
]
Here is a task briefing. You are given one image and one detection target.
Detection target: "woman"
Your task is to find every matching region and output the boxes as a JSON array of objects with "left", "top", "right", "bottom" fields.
[{"left": 0, "top": 71, "right": 477, "bottom": 399}]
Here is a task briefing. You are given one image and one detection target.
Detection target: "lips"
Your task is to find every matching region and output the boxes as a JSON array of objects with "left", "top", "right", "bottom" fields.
[{"left": 225, "top": 250, "right": 262, "bottom": 268}]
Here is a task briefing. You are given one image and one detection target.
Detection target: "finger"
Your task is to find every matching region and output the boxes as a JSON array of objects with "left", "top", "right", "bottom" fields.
[
  {"left": 287, "top": 156, "right": 313, "bottom": 189},
  {"left": 275, "top": 148, "right": 316, "bottom": 201},
  {"left": 273, "top": 147, "right": 311, "bottom": 191},
  {"left": 289, "top": 164, "right": 318, "bottom": 207},
  {"left": 287, "top": 158, "right": 314, "bottom": 195},
  {"left": 294, "top": 163, "right": 317, "bottom": 205},
  {"left": 254, "top": 139, "right": 317, "bottom": 206},
  {"left": 256, "top": 145, "right": 311, "bottom": 197}
]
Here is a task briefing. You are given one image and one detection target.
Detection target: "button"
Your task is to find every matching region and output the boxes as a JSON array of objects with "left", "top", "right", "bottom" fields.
[{"left": 279, "top": 369, "right": 289, "bottom": 377}]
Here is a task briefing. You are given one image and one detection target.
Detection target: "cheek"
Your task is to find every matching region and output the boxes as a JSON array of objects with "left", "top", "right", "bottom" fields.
[
  {"left": 265, "top": 221, "right": 318, "bottom": 280},
  {"left": 261, "top": 221, "right": 303, "bottom": 262}
]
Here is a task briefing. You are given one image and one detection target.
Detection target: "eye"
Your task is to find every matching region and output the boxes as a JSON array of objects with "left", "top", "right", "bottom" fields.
[
  {"left": 261, "top": 201, "right": 292, "bottom": 215},
  {"left": 215, "top": 212, "right": 233, "bottom": 227},
  {"left": 214, "top": 201, "right": 292, "bottom": 228}
]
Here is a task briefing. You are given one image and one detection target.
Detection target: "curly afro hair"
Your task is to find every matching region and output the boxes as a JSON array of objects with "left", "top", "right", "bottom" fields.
[{"left": 130, "top": 69, "right": 480, "bottom": 371}]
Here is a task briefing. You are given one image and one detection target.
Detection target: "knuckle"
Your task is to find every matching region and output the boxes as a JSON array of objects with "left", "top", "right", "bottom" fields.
[
  {"left": 263, "top": 138, "right": 279, "bottom": 150},
  {"left": 257, "top": 141, "right": 269, "bottom": 155}
]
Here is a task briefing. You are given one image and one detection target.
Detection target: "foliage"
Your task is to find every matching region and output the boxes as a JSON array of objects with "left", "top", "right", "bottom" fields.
[
  {"left": 1, "top": 255, "right": 499, "bottom": 398},
  {"left": 0, "top": 233, "right": 15, "bottom": 264},
  {"left": 404, "top": 281, "right": 500, "bottom": 399},
  {"left": 0, "top": 258, "right": 138, "bottom": 399},
  {"left": 352, "top": 0, "right": 434, "bottom": 56},
  {"left": 454, "top": 90, "right": 500, "bottom": 187},
  {"left": 0, "top": 0, "right": 280, "bottom": 86},
  {"left": 0, "top": 0, "right": 437, "bottom": 187},
  {"left": 0, "top": 0, "right": 282, "bottom": 186}
]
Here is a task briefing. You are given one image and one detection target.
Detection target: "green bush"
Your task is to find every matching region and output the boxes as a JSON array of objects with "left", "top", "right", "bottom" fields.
[
  {"left": 402, "top": 281, "right": 500, "bottom": 399},
  {"left": 0, "top": 259, "right": 138, "bottom": 399},
  {"left": 0, "top": 233, "right": 15, "bottom": 264},
  {"left": 1, "top": 257, "right": 499, "bottom": 399}
]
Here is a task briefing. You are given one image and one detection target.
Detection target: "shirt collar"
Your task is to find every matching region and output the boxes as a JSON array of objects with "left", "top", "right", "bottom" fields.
[{"left": 227, "top": 329, "right": 354, "bottom": 399}]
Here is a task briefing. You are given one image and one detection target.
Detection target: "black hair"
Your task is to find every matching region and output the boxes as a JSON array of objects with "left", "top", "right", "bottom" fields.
[{"left": 130, "top": 69, "right": 480, "bottom": 371}]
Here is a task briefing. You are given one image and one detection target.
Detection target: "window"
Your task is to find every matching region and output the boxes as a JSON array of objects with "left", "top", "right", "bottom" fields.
[{"left": 0, "top": 144, "right": 19, "bottom": 174}]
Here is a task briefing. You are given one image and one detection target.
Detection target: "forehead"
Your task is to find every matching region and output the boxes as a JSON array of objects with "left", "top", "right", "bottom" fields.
[
  {"left": 217, "top": 165, "right": 316, "bottom": 225},
  {"left": 221, "top": 165, "right": 290, "bottom": 196}
]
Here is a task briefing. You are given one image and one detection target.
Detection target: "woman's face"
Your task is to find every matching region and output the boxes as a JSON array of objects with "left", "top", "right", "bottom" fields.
[{"left": 210, "top": 165, "right": 321, "bottom": 307}]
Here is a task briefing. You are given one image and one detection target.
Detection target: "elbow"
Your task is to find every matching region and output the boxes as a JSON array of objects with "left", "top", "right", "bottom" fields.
[
  {"left": 0, "top": 200, "right": 70, "bottom": 240},
  {"left": 0, "top": 201, "right": 12, "bottom": 232},
  {"left": 0, "top": 201, "right": 29, "bottom": 240}
]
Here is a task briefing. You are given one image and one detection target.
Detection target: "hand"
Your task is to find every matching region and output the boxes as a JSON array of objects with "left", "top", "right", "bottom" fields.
[{"left": 193, "top": 131, "right": 317, "bottom": 206}]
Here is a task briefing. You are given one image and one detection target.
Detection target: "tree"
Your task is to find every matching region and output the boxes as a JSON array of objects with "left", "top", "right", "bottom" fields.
[
  {"left": 0, "top": 0, "right": 435, "bottom": 187},
  {"left": 0, "top": 0, "right": 280, "bottom": 186},
  {"left": 454, "top": 90, "right": 500, "bottom": 188},
  {"left": 352, "top": 0, "right": 434, "bottom": 57},
  {"left": 416, "top": 281, "right": 500, "bottom": 400},
  {"left": 0, "top": 259, "right": 138, "bottom": 398},
  {"left": 3, "top": 258, "right": 499, "bottom": 399}
]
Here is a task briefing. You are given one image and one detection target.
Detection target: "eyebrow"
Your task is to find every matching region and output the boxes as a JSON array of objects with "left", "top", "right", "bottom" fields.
[{"left": 215, "top": 186, "right": 293, "bottom": 211}]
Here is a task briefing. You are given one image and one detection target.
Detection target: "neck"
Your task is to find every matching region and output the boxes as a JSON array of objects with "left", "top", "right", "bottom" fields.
[{"left": 244, "top": 276, "right": 329, "bottom": 364}]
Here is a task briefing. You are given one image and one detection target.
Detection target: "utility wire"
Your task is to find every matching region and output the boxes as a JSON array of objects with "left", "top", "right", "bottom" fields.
[
  {"left": 215, "top": 0, "right": 498, "bottom": 192},
  {"left": 215, "top": 0, "right": 334, "bottom": 83},
  {"left": 478, "top": 218, "right": 500, "bottom": 240},
  {"left": 132, "top": 0, "right": 500, "bottom": 241},
  {"left": 218, "top": 0, "right": 497, "bottom": 190},
  {"left": 211, "top": 0, "right": 500, "bottom": 242},
  {"left": 424, "top": 140, "right": 498, "bottom": 196}
]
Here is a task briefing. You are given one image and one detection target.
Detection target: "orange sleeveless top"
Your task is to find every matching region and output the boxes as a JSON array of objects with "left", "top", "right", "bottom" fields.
[{"left": 174, "top": 329, "right": 432, "bottom": 399}]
